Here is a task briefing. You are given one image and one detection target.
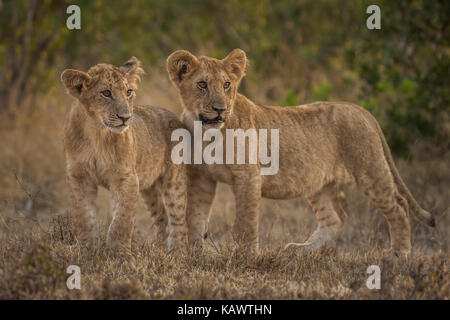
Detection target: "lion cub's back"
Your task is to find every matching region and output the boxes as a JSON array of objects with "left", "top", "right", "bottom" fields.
[
  {"left": 133, "top": 105, "right": 187, "bottom": 158},
  {"left": 133, "top": 105, "right": 185, "bottom": 141},
  {"left": 132, "top": 106, "right": 185, "bottom": 187}
]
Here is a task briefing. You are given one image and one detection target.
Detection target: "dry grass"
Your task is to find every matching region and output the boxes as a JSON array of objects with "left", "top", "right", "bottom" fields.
[{"left": 0, "top": 77, "right": 448, "bottom": 300}]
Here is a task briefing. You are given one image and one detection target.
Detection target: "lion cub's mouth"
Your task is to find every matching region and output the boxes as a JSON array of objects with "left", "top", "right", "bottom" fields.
[
  {"left": 103, "top": 121, "right": 129, "bottom": 133},
  {"left": 199, "top": 113, "right": 224, "bottom": 125}
]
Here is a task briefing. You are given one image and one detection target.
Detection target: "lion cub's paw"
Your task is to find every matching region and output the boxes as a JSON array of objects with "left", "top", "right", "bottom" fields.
[
  {"left": 284, "top": 240, "right": 335, "bottom": 255},
  {"left": 75, "top": 232, "right": 99, "bottom": 251},
  {"left": 105, "top": 240, "right": 132, "bottom": 258},
  {"left": 167, "top": 239, "right": 189, "bottom": 256},
  {"left": 383, "top": 248, "right": 411, "bottom": 260}
]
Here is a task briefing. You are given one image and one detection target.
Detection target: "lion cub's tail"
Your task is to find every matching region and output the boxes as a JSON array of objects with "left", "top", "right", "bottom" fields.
[{"left": 375, "top": 121, "right": 436, "bottom": 227}]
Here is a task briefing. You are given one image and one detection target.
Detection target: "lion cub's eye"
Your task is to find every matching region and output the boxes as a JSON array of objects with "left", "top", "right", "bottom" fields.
[
  {"left": 101, "top": 90, "right": 112, "bottom": 98},
  {"left": 127, "top": 89, "right": 133, "bottom": 97},
  {"left": 197, "top": 81, "right": 208, "bottom": 90},
  {"left": 224, "top": 82, "right": 231, "bottom": 90}
]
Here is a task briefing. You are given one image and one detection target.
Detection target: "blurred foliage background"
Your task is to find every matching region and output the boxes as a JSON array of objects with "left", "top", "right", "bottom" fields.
[
  {"left": 0, "top": 0, "right": 449, "bottom": 157},
  {"left": 0, "top": 1, "right": 449, "bottom": 299}
]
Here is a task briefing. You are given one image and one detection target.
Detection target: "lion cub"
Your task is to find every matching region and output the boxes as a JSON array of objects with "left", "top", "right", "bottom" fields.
[
  {"left": 166, "top": 49, "right": 434, "bottom": 256},
  {"left": 61, "top": 57, "right": 188, "bottom": 255}
]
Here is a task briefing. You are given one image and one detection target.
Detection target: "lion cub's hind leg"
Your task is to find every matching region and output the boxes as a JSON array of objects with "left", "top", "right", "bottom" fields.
[
  {"left": 160, "top": 164, "right": 189, "bottom": 254},
  {"left": 357, "top": 173, "right": 411, "bottom": 256},
  {"left": 141, "top": 186, "right": 168, "bottom": 247},
  {"left": 285, "top": 183, "right": 346, "bottom": 252}
]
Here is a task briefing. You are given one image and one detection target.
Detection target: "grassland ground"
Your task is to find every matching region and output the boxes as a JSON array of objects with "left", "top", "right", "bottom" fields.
[{"left": 0, "top": 78, "right": 448, "bottom": 299}]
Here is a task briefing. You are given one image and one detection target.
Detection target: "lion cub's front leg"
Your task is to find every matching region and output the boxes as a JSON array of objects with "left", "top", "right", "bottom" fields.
[
  {"left": 106, "top": 171, "right": 139, "bottom": 255},
  {"left": 232, "top": 171, "right": 262, "bottom": 253},
  {"left": 161, "top": 164, "right": 189, "bottom": 253},
  {"left": 186, "top": 171, "right": 217, "bottom": 250},
  {"left": 67, "top": 169, "right": 99, "bottom": 248}
]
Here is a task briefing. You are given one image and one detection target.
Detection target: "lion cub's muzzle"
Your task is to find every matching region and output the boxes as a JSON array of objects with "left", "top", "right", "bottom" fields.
[
  {"left": 199, "top": 105, "right": 228, "bottom": 126},
  {"left": 103, "top": 113, "right": 132, "bottom": 133},
  {"left": 199, "top": 113, "right": 225, "bottom": 125}
]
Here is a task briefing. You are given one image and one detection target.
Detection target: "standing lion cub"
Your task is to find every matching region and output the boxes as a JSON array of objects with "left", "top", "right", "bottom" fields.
[
  {"left": 166, "top": 49, "right": 435, "bottom": 256},
  {"left": 61, "top": 57, "right": 188, "bottom": 255}
]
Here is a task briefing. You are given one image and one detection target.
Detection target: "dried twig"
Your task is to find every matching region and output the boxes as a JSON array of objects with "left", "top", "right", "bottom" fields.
[{"left": 12, "top": 170, "right": 49, "bottom": 234}]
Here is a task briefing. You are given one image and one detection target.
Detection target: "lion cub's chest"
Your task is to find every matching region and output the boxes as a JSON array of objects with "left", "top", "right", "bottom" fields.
[
  {"left": 70, "top": 143, "right": 162, "bottom": 191},
  {"left": 203, "top": 164, "right": 235, "bottom": 184},
  {"left": 69, "top": 146, "right": 131, "bottom": 189},
  {"left": 79, "top": 153, "right": 115, "bottom": 188}
]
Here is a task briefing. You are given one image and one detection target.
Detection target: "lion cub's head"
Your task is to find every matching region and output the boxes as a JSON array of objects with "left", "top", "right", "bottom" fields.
[
  {"left": 167, "top": 49, "right": 247, "bottom": 129},
  {"left": 61, "top": 57, "right": 143, "bottom": 133}
]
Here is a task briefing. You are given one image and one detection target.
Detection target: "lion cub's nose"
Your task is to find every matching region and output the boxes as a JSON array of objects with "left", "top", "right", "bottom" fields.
[
  {"left": 117, "top": 114, "right": 131, "bottom": 124},
  {"left": 212, "top": 106, "right": 226, "bottom": 114}
]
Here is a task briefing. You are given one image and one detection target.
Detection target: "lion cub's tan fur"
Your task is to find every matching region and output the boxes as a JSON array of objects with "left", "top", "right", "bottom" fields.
[
  {"left": 61, "top": 58, "right": 188, "bottom": 254},
  {"left": 166, "top": 49, "right": 435, "bottom": 255}
]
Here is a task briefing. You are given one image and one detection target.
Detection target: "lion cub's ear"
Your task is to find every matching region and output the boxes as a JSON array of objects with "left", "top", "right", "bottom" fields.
[
  {"left": 223, "top": 49, "right": 247, "bottom": 81},
  {"left": 61, "top": 69, "right": 92, "bottom": 98},
  {"left": 120, "top": 56, "right": 144, "bottom": 87},
  {"left": 166, "top": 50, "right": 200, "bottom": 85}
]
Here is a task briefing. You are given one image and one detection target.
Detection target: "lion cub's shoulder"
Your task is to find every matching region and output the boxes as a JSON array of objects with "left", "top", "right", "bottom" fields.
[{"left": 134, "top": 105, "right": 185, "bottom": 129}]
